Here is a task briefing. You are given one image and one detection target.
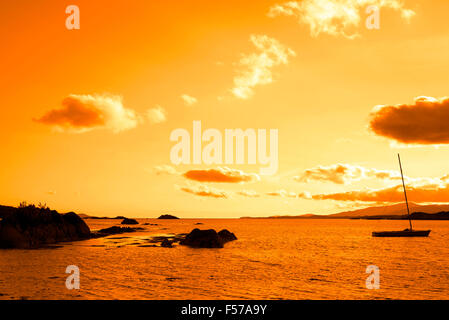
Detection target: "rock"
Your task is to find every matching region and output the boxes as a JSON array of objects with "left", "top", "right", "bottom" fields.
[
  {"left": 0, "top": 205, "right": 16, "bottom": 220},
  {"left": 83, "top": 215, "right": 126, "bottom": 220},
  {"left": 121, "top": 218, "right": 139, "bottom": 225},
  {"left": 194, "top": 222, "right": 203, "bottom": 225},
  {"left": 0, "top": 206, "right": 91, "bottom": 249},
  {"left": 91, "top": 226, "right": 144, "bottom": 237},
  {"left": 217, "top": 229, "right": 237, "bottom": 242},
  {"left": 161, "top": 239, "right": 173, "bottom": 247},
  {"left": 179, "top": 228, "right": 237, "bottom": 248},
  {"left": 158, "top": 214, "right": 179, "bottom": 219}
]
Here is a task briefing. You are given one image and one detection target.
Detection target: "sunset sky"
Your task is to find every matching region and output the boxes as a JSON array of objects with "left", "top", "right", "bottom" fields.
[{"left": 1, "top": 0, "right": 449, "bottom": 218}]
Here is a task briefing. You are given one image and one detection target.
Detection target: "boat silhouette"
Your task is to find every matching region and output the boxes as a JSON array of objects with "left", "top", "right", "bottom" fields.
[{"left": 372, "top": 154, "right": 431, "bottom": 237}]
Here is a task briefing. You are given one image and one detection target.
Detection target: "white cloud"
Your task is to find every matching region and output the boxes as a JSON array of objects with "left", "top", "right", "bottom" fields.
[
  {"left": 181, "top": 94, "right": 198, "bottom": 106},
  {"left": 295, "top": 163, "right": 442, "bottom": 186},
  {"left": 153, "top": 165, "right": 179, "bottom": 176},
  {"left": 232, "top": 35, "right": 295, "bottom": 99},
  {"left": 236, "top": 190, "right": 260, "bottom": 198},
  {"left": 177, "top": 183, "right": 229, "bottom": 199},
  {"left": 268, "top": 0, "right": 415, "bottom": 39},
  {"left": 266, "top": 189, "right": 306, "bottom": 198},
  {"left": 146, "top": 105, "right": 167, "bottom": 124}
]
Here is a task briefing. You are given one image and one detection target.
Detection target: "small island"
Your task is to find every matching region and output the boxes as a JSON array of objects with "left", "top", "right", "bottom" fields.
[
  {"left": 121, "top": 218, "right": 139, "bottom": 225},
  {"left": 158, "top": 214, "right": 179, "bottom": 219}
]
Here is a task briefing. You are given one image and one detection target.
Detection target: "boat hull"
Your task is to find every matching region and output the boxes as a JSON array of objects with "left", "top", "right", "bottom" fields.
[{"left": 372, "top": 230, "right": 430, "bottom": 237}]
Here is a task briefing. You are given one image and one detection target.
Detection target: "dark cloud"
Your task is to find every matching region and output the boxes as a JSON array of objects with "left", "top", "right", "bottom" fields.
[
  {"left": 35, "top": 94, "right": 139, "bottom": 133},
  {"left": 183, "top": 167, "right": 259, "bottom": 183},
  {"left": 312, "top": 182, "right": 449, "bottom": 203},
  {"left": 369, "top": 96, "right": 449, "bottom": 144}
]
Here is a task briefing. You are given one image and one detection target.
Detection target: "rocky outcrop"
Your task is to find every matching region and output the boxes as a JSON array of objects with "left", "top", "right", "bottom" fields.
[
  {"left": 0, "top": 205, "right": 16, "bottom": 220},
  {"left": 0, "top": 206, "right": 91, "bottom": 249},
  {"left": 91, "top": 226, "right": 144, "bottom": 238},
  {"left": 158, "top": 214, "right": 179, "bottom": 219},
  {"left": 179, "top": 228, "right": 237, "bottom": 248},
  {"left": 217, "top": 229, "right": 238, "bottom": 242},
  {"left": 121, "top": 218, "right": 139, "bottom": 225}
]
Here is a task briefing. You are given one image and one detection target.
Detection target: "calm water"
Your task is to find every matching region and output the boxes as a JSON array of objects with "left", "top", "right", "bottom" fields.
[{"left": 0, "top": 219, "right": 448, "bottom": 300}]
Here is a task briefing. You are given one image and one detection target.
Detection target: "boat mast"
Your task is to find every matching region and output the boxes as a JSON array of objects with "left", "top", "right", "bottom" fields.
[{"left": 398, "top": 153, "right": 413, "bottom": 230}]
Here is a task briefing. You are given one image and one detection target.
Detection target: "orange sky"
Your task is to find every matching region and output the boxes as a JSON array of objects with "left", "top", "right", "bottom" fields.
[{"left": 1, "top": 0, "right": 449, "bottom": 218}]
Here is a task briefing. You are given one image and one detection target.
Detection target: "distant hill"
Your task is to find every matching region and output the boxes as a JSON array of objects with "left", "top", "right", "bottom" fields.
[
  {"left": 354, "top": 211, "right": 449, "bottom": 220},
  {"left": 329, "top": 202, "right": 449, "bottom": 218},
  {"left": 240, "top": 202, "right": 449, "bottom": 220}
]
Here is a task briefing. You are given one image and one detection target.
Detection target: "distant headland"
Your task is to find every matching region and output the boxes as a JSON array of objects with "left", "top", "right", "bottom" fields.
[{"left": 240, "top": 202, "right": 449, "bottom": 220}]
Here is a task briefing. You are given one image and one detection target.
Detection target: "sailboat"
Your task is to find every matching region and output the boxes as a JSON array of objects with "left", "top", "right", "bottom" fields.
[{"left": 372, "top": 154, "right": 431, "bottom": 237}]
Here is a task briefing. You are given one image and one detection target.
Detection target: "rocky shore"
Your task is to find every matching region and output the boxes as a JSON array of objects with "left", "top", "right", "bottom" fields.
[
  {"left": 0, "top": 204, "right": 237, "bottom": 249},
  {"left": 0, "top": 205, "right": 91, "bottom": 249},
  {"left": 0, "top": 205, "right": 147, "bottom": 249}
]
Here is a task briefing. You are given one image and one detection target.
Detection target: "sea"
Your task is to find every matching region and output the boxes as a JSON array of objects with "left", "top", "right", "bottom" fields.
[{"left": 0, "top": 218, "right": 448, "bottom": 300}]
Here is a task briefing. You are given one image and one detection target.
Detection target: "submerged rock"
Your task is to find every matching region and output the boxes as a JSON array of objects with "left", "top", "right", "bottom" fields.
[
  {"left": 0, "top": 206, "right": 91, "bottom": 249},
  {"left": 157, "top": 214, "right": 179, "bottom": 219},
  {"left": 161, "top": 239, "right": 173, "bottom": 247},
  {"left": 179, "top": 228, "right": 237, "bottom": 248},
  {"left": 121, "top": 218, "right": 139, "bottom": 225}
]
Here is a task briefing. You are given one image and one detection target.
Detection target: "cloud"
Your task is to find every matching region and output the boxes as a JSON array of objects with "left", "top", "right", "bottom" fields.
[
  {"left": 146, "top": 105, "right": 167, "bottom": 124},
  {"left": 311, "top": 182, "right": 449, "bottom": 203},
  {"left": 181, "top": 94, "right": 198, "bottom": 106},
  {"left": 295, "top": 164, "right": 402, "bottom": 184},
  {"left": 183, "top": 167, "right": 260, "bottom": 183},
  {"left": 232, "top": 35, "right": 295, "bottom": 99},
  {"left": 236, "top": 190, "right": 260, "bottom": 198},
  {"left": 153, "top": 165, "right": 179, "bottom": 176},
  {"left": 177, "top": 184, "right": 228, "bottom": 199},
  {"left": 35, "top": 94, "right": 140, "bottom": 133},
  {"left": 266, "top": 189, "right": 311, "bottom": 199},
  {"left": 369, "top": 96, "right": 449, "bottom": 145},
  {"left": 268, "top": 0, "right": 415, "bottom": 39}
]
